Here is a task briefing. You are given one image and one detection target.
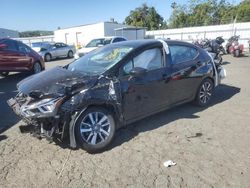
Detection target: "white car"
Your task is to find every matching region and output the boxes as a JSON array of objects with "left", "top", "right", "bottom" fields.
[{"left": 74, "top": 36, "right": 127, "bottom": 59}]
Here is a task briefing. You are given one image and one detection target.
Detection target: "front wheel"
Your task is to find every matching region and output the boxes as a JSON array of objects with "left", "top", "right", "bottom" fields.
[
  {"left": 75, "top": 107, "right": 116, "bottom": 153},
  {"left": 0, "top": 72, "right": 9, "bottom": 77},
  {"left": 194, "top": 78, "right": 214, "bottom": 107}
]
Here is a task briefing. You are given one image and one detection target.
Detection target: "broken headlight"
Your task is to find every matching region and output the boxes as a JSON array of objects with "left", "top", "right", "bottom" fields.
[{"left": 20, "top": 98, "right": 64, "bottom": 118}]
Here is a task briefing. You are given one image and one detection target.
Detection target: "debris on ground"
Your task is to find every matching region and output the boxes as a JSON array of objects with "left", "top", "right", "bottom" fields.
[{"left": 163, "top": 160, "right": 176, "bottom": 167}]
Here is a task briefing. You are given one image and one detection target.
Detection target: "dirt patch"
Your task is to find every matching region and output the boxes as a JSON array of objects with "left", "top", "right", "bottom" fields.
[{"left": 0, "top": 56, "right": 250, "bottom": 187}]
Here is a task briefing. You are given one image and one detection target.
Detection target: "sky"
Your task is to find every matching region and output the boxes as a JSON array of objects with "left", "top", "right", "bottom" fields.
[{"left": 0, "top": 0, "right": 241, "bottom": 31}]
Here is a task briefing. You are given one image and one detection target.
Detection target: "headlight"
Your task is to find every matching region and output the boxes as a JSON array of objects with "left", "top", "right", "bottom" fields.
[{"left": 20, "top": 98, "right": 64, "bottom": 118}]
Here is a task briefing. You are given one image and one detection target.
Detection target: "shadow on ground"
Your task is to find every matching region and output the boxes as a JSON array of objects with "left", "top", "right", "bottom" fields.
[
  {"left": 108, "top": 84, "right": 240, "bottom": 151},
  {"left": 0, "top": 135, "right": 8, "bottom": 142},
  {"left": 0, "top": 74, "right": 240, "bottom": 152},
  {"left": 0, "top": 73, "right": 28, "bottom": 133},
  {"left": 52, "top": 84, "right": 240, "bottom": 152}
]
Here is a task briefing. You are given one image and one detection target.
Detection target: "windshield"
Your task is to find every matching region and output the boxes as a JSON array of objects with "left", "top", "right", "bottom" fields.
[
  {"left": 86, "top": 39, "right": 105, "bottom": 48},
  {"left": 67, "top": 45, "right": 133, "bottom": 75},
  {"left": 85, "top": 38, "right": 113, "bottom": 48}
]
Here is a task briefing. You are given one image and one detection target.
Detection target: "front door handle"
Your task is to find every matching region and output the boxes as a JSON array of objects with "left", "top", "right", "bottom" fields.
[{"left": 196, "top": 61, "right": 202, "bottom": 66}]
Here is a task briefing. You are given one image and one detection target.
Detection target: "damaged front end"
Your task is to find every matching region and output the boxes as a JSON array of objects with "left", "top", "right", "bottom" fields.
[
  {"left": 7, "top": 92, "right": 64, "bottom": 140},
  {"left": 7, "top": 67, "right": 92, "bottom": 145},
  {"left": 7, "top": 66, "right": 122, "bottom": 148},
  {"left": 7, "top": 84, "right": 80, "bottom": 144}
]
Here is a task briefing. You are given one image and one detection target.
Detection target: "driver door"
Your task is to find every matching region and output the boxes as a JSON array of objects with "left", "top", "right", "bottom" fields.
[{"left": 119, "top": 46, "right": 171, "bottom": 122}]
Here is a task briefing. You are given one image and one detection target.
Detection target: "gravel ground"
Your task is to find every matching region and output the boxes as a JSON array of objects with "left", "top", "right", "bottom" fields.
[{"left": 0, "top": 55, "right": 250, "bottom": 188}]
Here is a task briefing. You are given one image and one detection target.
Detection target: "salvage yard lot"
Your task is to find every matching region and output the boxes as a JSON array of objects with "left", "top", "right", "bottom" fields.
[{"left": 0, "top": 55, "right": 250, "bottom": 187}]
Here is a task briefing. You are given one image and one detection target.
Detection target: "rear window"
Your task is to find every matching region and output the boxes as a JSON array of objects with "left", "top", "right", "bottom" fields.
[{"left": 0, "top": 40, "right": 18, "bottom": 51}]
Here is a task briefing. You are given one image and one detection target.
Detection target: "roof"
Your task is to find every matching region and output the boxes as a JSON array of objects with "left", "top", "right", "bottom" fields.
[
  {"left": 114, "top": 26, "right": 147, "bottom": 31},
  {"left": 56, "top": 21, "right": 128, "bottom": 31},
  {"left": 109, "top": 39, "right": 195, "bottom": 49}
]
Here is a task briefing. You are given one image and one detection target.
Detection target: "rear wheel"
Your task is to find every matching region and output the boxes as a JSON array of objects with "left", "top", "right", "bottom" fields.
[
  {"left": 235, "top": 49, "right": 240, "bottom": 57},
  {"left": 44, "top": 53, "right": 51, "bottom": 62},
  {"left": 75, "top": 107, "right": 116, "bottom": 153},
  {"left": 194, "top": 78, "right": 214, "bottom": 107},
  {"left": 0, "top": 72, "right": 9, "bottom": 77},
  {"left": 33, "top": 62, "right": 42, "bottom": 74},
  {"left": 68, "top": 51, "right": 73, "bottom": 58}
]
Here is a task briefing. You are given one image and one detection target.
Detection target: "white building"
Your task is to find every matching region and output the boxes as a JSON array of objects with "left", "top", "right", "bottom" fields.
[
  {"left": 54, "top": 22, "right": 146, "bottom": 46},
  {"left": 0, "top": 28, "right": 19, "bottom": 38}
]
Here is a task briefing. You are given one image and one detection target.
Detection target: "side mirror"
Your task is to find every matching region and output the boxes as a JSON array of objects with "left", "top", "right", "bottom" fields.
[
  {"left": 97, "top": 44, "right": 104, "bottom": 47},
  {"left": 129, "top": 67, "right": 147, "bottom": 77},
  {"left": 0, "top": 43, "right": 7, "bottom": 50}
]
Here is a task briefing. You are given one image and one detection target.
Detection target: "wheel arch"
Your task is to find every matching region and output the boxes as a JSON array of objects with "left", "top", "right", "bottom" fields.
[
  {"left": 44, "top": 52, "right": 52, "bottom": 60},
  {"left": 68, "top": 102, "right": 122, "bottom": 149}
]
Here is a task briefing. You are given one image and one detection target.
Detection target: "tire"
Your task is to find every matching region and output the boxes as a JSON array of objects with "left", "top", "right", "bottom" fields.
[
  {"left": 0, "top": 72, "right": 9, "bottom": 77},
  {"left": 75, "top": 107, "right": 116, "bottom": 153},
  {"left": 44, "top": 53, "right": 52, "bottom": 62},
  {"left": 235, "top": 49, "right": 240, "bottom": 57},
  {"left": 194, "top": 78, "right": 214, "bottom": 107},
  {"left": 68, "top": 51, "right": 73, "bottom": 58},
  {"left": 32, "top": 62, "right": 42, "bottom": 74}
]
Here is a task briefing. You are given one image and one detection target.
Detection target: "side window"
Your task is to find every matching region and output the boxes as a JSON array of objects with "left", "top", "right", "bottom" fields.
[
  {"left": 2, "top": 40, "right": 17, "bottom": 51},
  {"left": 55, "top": 43, "right": 61, "bottom": 48},
  {"left": 123, "top": 48, "right": 163, "bottom": 75},
  {"left": 60, "top": 43, "right": 67, "bottom": 47},
  {"left": 18, "top": 42, "right": 30, "bottom": 53},
  {"left": 169, "top": 45, "right": 198, "bottom": 64}
]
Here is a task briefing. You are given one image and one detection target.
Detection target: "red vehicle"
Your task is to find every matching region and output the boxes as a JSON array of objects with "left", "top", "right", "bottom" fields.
[
  {"left": 0, "top": 38, "right": 45, "bottom": 76},
  {"left": 226, "top": 36, "right": 244, "bottom": 57}
]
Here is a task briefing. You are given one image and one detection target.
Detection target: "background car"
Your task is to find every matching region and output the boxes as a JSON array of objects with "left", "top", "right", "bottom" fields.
[
  {"left": 31, "top": 42, "right": 76, "bottom": 62},
  {"left": 8, "top": 39, "right": 225, "bottom": 153},
  {"left": 0, "top": 38, "right": 45, "bottom": 76},
  {"left": 74, "top": 36, "right": 127, "bottom": 59}
]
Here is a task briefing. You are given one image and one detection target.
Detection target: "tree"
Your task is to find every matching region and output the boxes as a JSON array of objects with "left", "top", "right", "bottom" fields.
[
  {"left": 168, "top": 0, "right": 250, "bottom": 28},
  {"left": 125, "top": 4, "right": 165, "bottom": 30},
  {"left": 19, "top": 30, "right": 53, "bottom": 38},
  {"left": 236, "top": 0, "right": 250, "bottom": 22}
]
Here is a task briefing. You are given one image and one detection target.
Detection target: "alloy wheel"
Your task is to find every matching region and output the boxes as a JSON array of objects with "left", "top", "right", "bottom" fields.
[
  {"left": 80, "top": 112, "right": 111, "bottom": 145},
  {"left": 199, "top": 81, "right": 212, "bottom": 104}
]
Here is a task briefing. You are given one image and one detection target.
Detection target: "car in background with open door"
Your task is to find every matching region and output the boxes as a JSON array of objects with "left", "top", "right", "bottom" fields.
[{"left": 0, "top": 38, "right": 45, "bottom": 77}]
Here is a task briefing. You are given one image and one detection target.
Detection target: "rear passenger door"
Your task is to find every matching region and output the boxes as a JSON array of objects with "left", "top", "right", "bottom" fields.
[
  {"left": 54, "top": 43, "right": 65, "bottom": 57},
  {"left": 168, "top": 44, "right": 201, "bottom": 103},
  {"left": 16, "top": 42, "right": 33, "bottom": 68},
  {"left": 58, "top": 43, "right": 69, "bottom": 56}
]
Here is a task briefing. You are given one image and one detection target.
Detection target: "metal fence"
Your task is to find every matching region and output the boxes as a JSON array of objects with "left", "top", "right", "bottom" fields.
[
  {"left": 13, "top": 35, "right": 54, "bottom": 46},
  {"left": 146, "top": 22, "right": 250, "bottom": 51}
]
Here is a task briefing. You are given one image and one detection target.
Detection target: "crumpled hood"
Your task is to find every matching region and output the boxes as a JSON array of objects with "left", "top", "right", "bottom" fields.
[{"left": 17, "top": 66, "right": 98, "bottom": 96}]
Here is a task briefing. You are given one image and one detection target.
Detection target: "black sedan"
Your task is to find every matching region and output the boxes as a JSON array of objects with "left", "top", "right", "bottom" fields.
[{"left": 8, "top": 39, "right": 225, "bottom": 153}]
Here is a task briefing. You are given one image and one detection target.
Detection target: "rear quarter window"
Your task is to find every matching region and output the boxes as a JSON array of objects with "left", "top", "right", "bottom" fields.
[{"left": 169, "top": 45, "right": 198, "bottom": 64}]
